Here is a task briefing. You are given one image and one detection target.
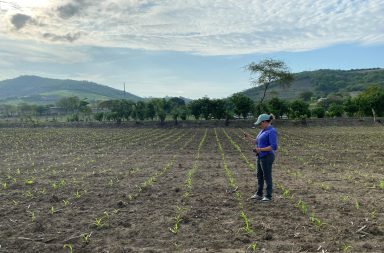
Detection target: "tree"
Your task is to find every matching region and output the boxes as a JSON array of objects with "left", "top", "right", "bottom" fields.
[
  {"left": 151, "top": 98, "right": 168, "bottom": 124},
  {"left": 246, "top": 58, "right": 294, "bottom": 113},
  {"left": 268, "top": 97, "right": 289, "bottom": 119},
  {"left": 327, "top": 103, "right": 344, "bottom": 117},
  {"left": 229, "top": 93, "right": 254, "bottom": 119},
  {"left": 168, "top": 97, "right": 186, "bottom": 125},
  {"left": 188, "top": 99, "right": 203, "bottom": 120},
  {"left": 288, "top": 100, "right": 311, "bottom": 119},
  {"left": 146, "top": 101, "right": 156, "bottom": 120},
  {"left": 210, "top": 99, "right": 227, "bottom": 120},
  {"left": 343, "top": 97, "right": 359, "bottom": 117},
  {"left": 200, "top": 97, "right": 212, "bottom": 120},
  {"left": 311, "top": 107, "right": 325, "bottom": 118},
  {"left": 134, "top": 101, "right": 146, "bottom": 121},
  {"left": 355, "top": 86, "right": 384, "bottom": 121}
]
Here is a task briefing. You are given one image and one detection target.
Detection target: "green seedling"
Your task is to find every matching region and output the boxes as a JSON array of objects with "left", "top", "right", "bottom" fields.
[
  {"left": 81, "top": 232, "right": 92, "bottom": 244},
  {"left": 296, "top": 199, "right": 308, "bottom": 215},
  {"left": 29, "top": 211, "right": 36, "bottom": 222},
  {"left": 169, "top": 214, "right": 183, "bottom": 234},
  {"left": 341, "top": 243, "right": 352, "bottom": 252},
  {"left": 25, "top": 179, "right": 34, "bottom": 185},
  {"left": 74, "top": 190, "right": 81, "bottom": 199},
  {"left": 25, "top": 190, "right": 33, "bottom": 198},
  {"left": 52, "top": 182, "right": 58, "bottom": 189},
  {"left": 340, "top": 195, "right": 349, "bottom": 203},
  {"left": 50, "top": 206, "right": 55, "bottom": 215},
  {"left": 379, "top": 180, "right": 384, "bottom": 190},
  {"left": 63, "top": 199, "right": 70, "bottom": 207},
  {"left": 2, "top": 182, "right": 7, "bottom": 189},
  {"left": 247, "top": 242, "right": 257, "bottom": 252},
  {"left": 309, "top": 212, "right": 324, "bottom": 229},
  {"left": 94, "top": 217, "right": 104, "bottom": 229},
  {"left": 240, "top": 211, "right": 253, "bottom": 235},
  {"left": 63, "top": 243, "right": 73, "bottom": 253},
  {"left": 369, "top": 209, "right": 377, "bottom": 219},
  {"left": 354, "top": 199, "right": 360, "bottom": 210}
]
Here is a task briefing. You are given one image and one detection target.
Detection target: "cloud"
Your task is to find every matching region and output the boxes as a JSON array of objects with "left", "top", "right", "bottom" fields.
[
  {"left": 10, "top": 13, "right": 31, "bottom": 29},
  {"left": 43, "top": 32, "right": 81, "bottom": 42},
  {"left": 1, "top": 0, "right": 384, "bottom": 55}
]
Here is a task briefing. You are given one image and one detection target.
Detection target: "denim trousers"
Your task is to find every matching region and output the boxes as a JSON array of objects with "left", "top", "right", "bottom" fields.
[{"left": 256, "top": 153, "right": 275, "bottom": 199}]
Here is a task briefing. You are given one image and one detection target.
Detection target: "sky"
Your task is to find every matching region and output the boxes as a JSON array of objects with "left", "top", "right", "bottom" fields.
[{"left": 0, "top": 0, "right": 384, "bottom": 99}]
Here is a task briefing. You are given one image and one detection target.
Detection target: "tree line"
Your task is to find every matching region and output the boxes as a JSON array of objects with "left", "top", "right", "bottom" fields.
[{"left": 0, "top": 85, "right": 383, "bottom": 123}]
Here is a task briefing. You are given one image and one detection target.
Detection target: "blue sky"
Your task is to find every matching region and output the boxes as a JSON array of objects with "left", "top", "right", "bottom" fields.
[{"left": 0, "top": 0, "right": 383, "bottom": 99}]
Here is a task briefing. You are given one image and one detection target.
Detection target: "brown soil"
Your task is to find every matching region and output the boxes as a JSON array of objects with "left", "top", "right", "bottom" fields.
[{"left": 0, "top": 126, "right": 383, "bottom": 252}]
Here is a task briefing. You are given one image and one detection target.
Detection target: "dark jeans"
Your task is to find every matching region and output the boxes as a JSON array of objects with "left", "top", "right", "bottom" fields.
[{"left": 256, "top": 153, "right": 275, "bottom": 199}]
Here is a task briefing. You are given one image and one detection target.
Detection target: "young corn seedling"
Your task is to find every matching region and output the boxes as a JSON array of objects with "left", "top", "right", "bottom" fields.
[
  {"left": 169, "top": 214, "right": 183, "bottom": 234},
  {"left": 28, "top": 211, "right": 36, "bottom": 222},
  {"left": 354, "top": 199, "right": 360, "bottom": 210},
  {"left": 93, "top": 217, "right": 104, "bottom": 229},
  {"left": 25, "top": 178, "right": 35, "bottom": 185},
  {"left": 309, "top": 212, "right": 324, "bottom": 229},
  {"left": 63, "top": 199, "right": 70, "bottom": 207},
  {"left": 81, "top": 232, "right": 92, "bottom": 244},
  {"left": 341, "top": 243, "right": 352, "bottom": 252},
  {"left": 50, "top": 206, "right": 55, "bottom": 215},
  {"left": 240, "top": 211, "right": 254, "bottom": 235},
  {"left": 379, "top": 180, "right": 384, "bottom": 190},
  {"left": 74, "top": 190, "right": 81, "bottom": 199},
  {"left": 63, "top": 243, "right": 73, "bottom": 253},
  {"left": 296, "top": 199, "right": 308, "bottom": 215},
  {"left": 247, "top": 242, "right": 257, "bottom": 252}
]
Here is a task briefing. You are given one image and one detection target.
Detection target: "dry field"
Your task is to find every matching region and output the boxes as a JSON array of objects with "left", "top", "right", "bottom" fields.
[{"left": 0, "top": 126, "right": 383, "bottom": 252}]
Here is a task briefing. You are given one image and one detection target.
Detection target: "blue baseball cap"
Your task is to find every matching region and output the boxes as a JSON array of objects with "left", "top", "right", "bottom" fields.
[{"left": 254, "top": 114, "right": 270, "bottom": 125}]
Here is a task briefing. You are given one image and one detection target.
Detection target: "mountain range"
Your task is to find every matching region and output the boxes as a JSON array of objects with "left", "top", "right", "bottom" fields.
[
  {"left": 242, "top": 68, "right": 384, "bottom": 101},
  {"left": 0, "top": 68, "right": 383, "bottom": 105},
  {"left": 0, "top": 75, "right": 141, "bottom": 105}
]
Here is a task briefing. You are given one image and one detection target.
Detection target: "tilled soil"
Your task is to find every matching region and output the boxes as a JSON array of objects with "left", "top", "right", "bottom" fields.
[{"left": 0, "top": 126, "right": 383, "bottom": 252}]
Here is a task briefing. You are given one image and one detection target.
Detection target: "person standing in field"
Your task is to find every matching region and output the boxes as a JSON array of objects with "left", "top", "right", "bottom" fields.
[{"left": 244, "top": 114, "right": 278, "bottom": 202}]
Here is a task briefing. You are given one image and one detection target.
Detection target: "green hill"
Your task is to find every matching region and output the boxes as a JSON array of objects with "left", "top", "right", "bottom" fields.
[
  {"left": 0, "top": 75, "right": 142, "bottom": 105},
  {"left": 241, "top": 68, "right": 384, "bottom": 101}
]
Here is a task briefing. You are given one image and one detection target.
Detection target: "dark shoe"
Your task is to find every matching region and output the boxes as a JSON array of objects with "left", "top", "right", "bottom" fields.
[
  {"left": 250, "top": 194, "right": 263, "bottom": 200},
  {"left": 261, "top": 196, "right": 271, "bottom": 202}
]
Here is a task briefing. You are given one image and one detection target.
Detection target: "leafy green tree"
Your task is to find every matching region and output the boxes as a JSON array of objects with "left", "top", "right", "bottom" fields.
[
  {"left": 229, "top": 93, "right": 254, "bottom": 119},
  {"left": 355, "top": 86, "right": 384, "bottom": 120},
  {"left": 151, "top": 98, "right": 168, "bottom": 124},
  {"left": 146, "top": 101, "right": 156, "bottom": 120},
  {"left": 268, "top": 97, "right": 288, "bottom": 119},
  {"left": 343, "top": 97, "right": 359, "bottom": 117},
  {"left": 246, "top": 58, "right": 294, "bottom": 113},
  {"left": 188, "top": 99, "right": 203, "bottom": 120},
  {"left": 210, "top": 99, "right": 227, "bottom": 120},
  {"left": 135, "top": 101, "right": 147, "bottom": 121},
  {"left": 327, "top": 103, "right": 344, "bottom": 117},
  {"left": 168, "top": 97, "right": 186, "bottom": 125},
  {"left": 311, "top": 107, "right": 326, "bottom": 118},
  {"left": 288, "top": 100, "right": 311, "bottom": 119},
  {"left": 56, "top": 96, "right": 81, "bottom": 114},
  {"left": 94, "top": 112, "right": 104, "bottom": 122},
  {"left": 198, "top": 97, "right": 212, "bottom": 120}
]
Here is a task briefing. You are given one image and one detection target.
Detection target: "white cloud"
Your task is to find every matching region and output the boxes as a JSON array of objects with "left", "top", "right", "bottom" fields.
[{"left": 0, "top": 0, "right": 383, "bottom": 56}]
